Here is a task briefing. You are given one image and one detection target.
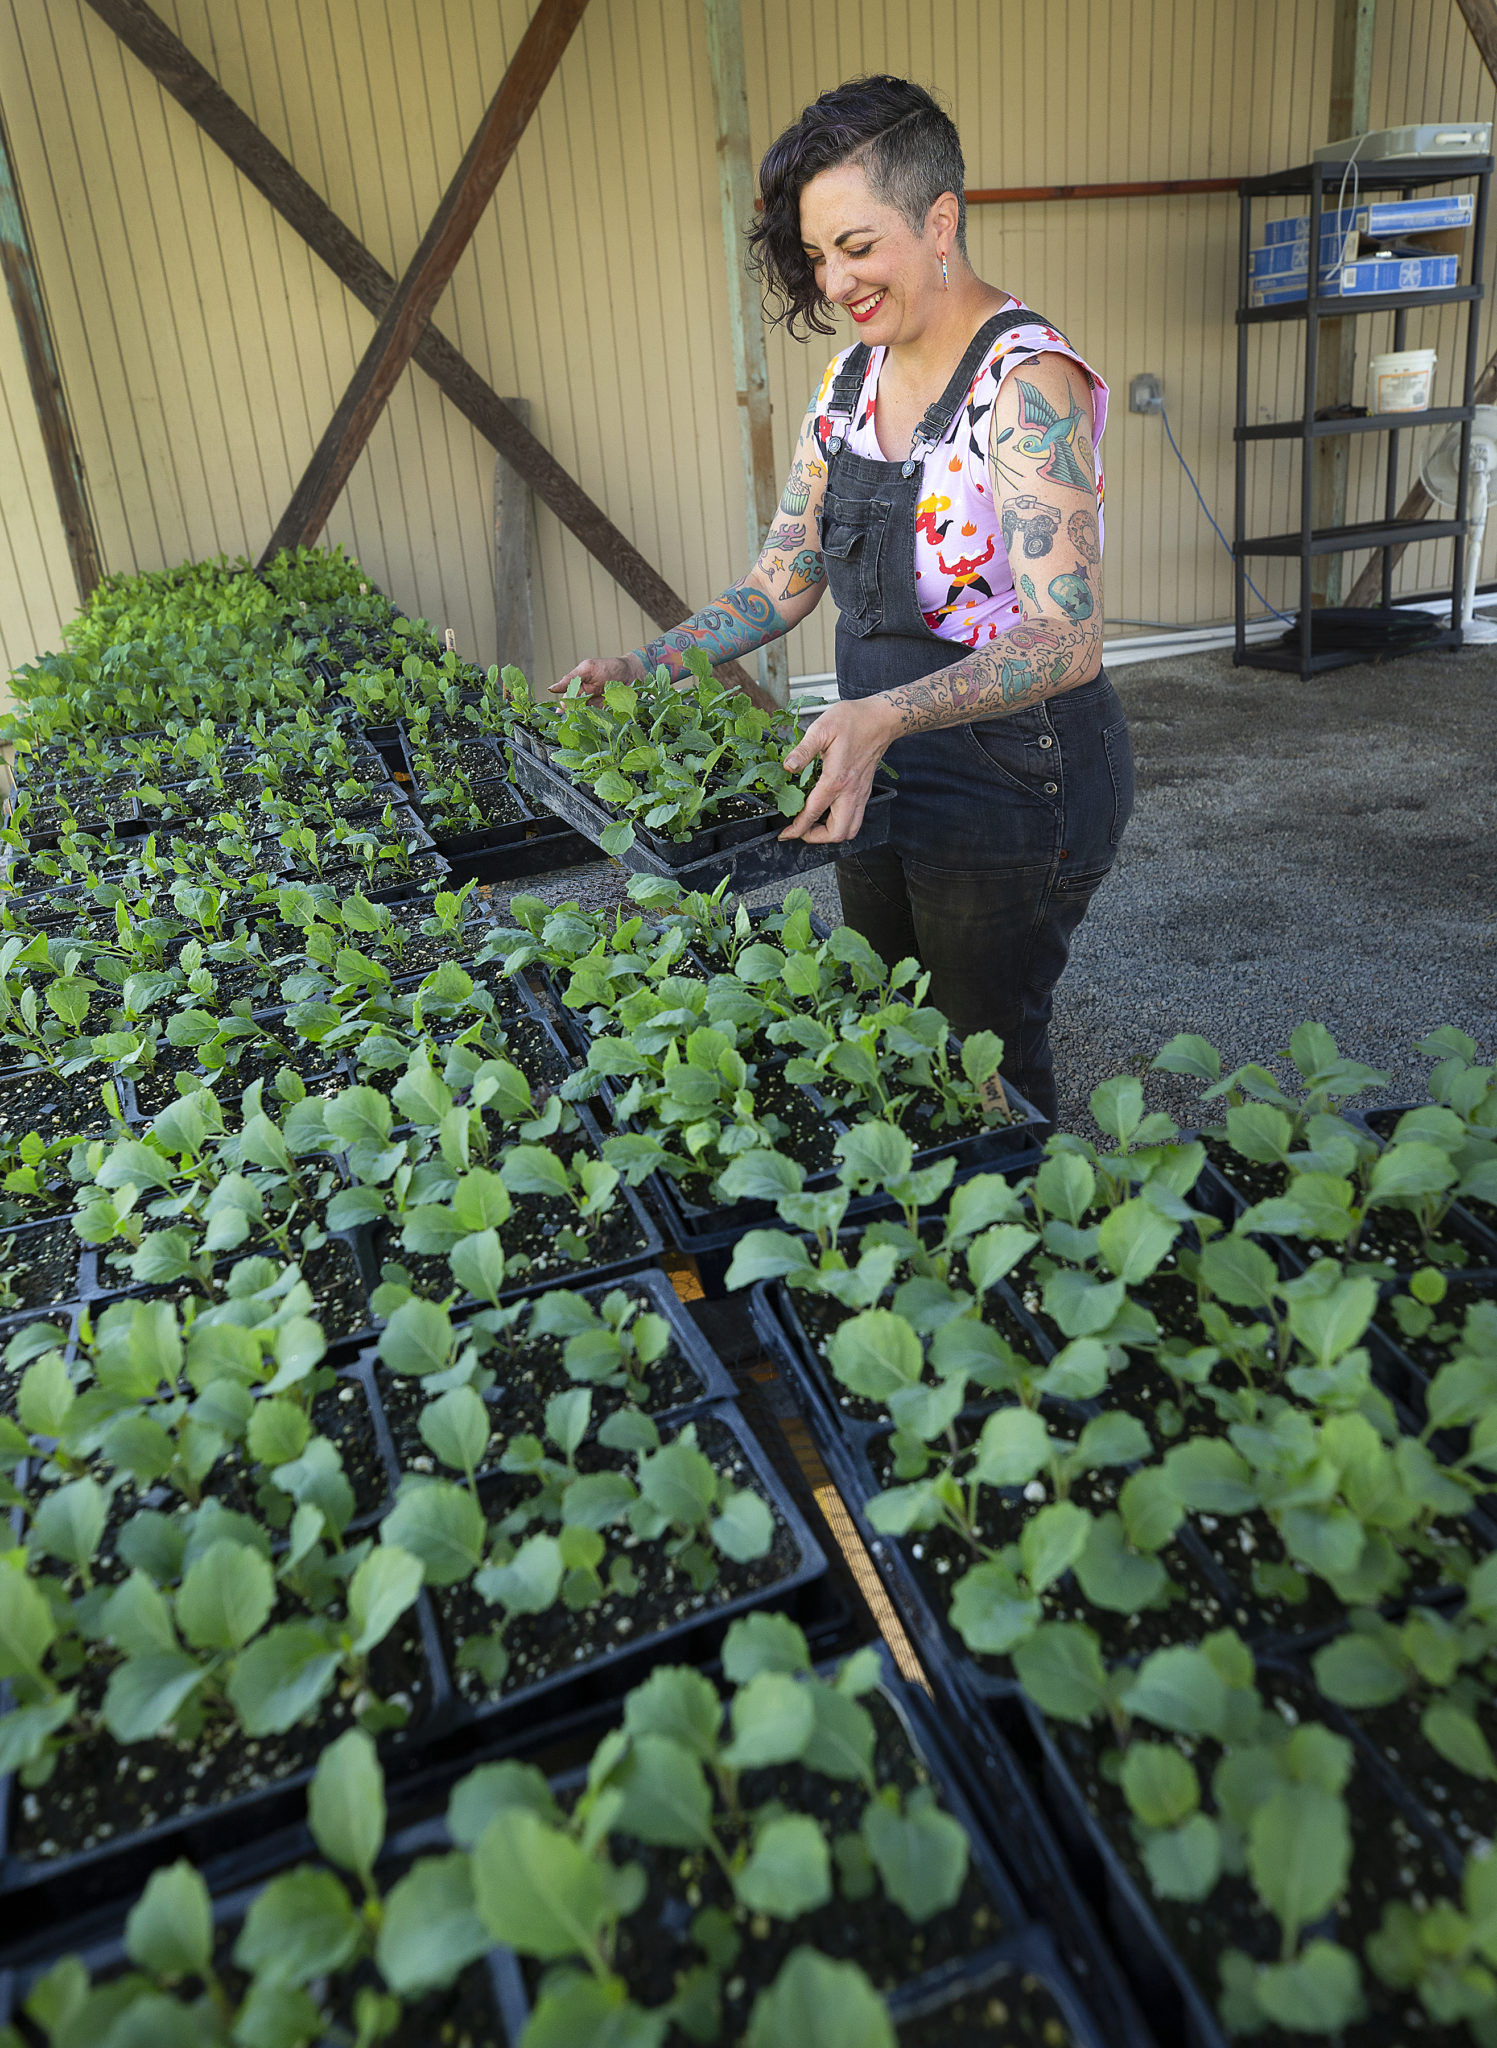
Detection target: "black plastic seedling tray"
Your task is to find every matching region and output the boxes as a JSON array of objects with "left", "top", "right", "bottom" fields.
[
  {"left": 425, "top": 1396, "right": 832, "bottom": 1771},
  {"left": 0, "top": 1364, "right": 823, "bottom": 1948},
  {"left": 510, "top": 736, "right": 898, "bottom": 891},
  {"left": 0, "top": 1584, "right": 453, "bottom": 1950},
  {"left": 487, "top": 1642, "right": 1117, "bottom": 2048}
]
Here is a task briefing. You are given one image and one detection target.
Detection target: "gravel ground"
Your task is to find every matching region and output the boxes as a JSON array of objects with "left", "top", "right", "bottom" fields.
[{"left": 491, "top": 640, "right": 1497, "bottom": 1132}]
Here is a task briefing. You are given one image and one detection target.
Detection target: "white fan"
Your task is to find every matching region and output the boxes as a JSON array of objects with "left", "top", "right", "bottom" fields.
[{"left": 1420, "top": 405, "right": 1497, "bottom": 643}]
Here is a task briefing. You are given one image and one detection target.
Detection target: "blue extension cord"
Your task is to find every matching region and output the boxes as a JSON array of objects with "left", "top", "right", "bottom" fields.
[{"left": 1158, "top": 404, "right": 1295, "bottom": 625}]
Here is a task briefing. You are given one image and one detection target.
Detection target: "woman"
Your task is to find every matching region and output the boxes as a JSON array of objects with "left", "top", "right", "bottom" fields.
[{"left": 555, "top": 75, "right": 1133, "bottom": 1126}]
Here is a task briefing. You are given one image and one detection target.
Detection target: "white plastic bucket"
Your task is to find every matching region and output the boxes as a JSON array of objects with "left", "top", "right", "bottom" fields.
[{"left": 1369, "top": 348, "right": 1437, "bottom": 413}]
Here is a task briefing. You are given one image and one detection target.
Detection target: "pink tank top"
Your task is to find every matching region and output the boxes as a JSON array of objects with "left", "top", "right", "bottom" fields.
[{"left": 811, "top": 299, "right": 1109, "bottom": 647}]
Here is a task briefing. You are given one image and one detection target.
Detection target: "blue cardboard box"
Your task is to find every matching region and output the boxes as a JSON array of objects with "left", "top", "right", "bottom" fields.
[
  {"left": 1261, "top": 193, "right": 1474, "bottom": 244},
  {"left": 1249, "top": 252, "right": 1459, "bottom": 304}
]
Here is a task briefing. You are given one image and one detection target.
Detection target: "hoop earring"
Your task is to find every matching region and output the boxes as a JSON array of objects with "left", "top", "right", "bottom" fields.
[{"left": 941, "top": 251, "right": 949, "bottom": 289}]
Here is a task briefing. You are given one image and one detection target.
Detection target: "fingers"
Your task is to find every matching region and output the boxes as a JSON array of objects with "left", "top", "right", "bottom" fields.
[
  {"left": 549, "top": 658, "right": 612, "bottom": 697},
  {"left": 793, "top": 786, "right": 869, "bottom": 845},
  {"left": 778, "top": 767, "right": 867, "bottom": 845},
  {"left": 782, "top": 709, "right": 831, "bottom": 776}
]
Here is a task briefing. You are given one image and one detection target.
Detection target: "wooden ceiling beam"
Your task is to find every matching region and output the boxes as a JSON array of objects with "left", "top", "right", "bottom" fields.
[
  {"left": 261, "top": 0, "right": 590, "bottom": 562},
  {"left": 78, "top": 0, "right": 707, "bottom": 651}
]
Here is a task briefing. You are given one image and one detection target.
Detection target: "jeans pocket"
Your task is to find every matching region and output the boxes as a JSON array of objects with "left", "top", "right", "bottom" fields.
[
  {"left": 819, "top": 496, "right": 886, "bottom": 636},
  {"left": 1055, "top": 863, "right": 1113, "bottom": 895},
  {"left": 1102, "top": 718, "right": 1135, "bottom": 847},
  {"left": 963, "top": 706, "right": 1062, "bottom": 806}
]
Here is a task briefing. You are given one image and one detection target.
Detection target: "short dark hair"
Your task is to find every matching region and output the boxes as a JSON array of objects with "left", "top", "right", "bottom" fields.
[{"left": 748, "top": 76, "right": 967, "bottom": 339}]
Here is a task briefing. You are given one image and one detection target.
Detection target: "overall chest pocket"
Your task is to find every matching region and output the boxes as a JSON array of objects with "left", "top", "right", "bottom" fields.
[{"left": 818, "top": 493, "right": 889, "bottom": 637}]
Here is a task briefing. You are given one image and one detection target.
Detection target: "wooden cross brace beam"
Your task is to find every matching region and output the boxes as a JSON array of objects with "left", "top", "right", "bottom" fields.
[
  {"left": 262, "top": 0, "right": 590, "bottom": 562},
  {"left": 82, "top": 0, "right": 754, "bottom": 684}
]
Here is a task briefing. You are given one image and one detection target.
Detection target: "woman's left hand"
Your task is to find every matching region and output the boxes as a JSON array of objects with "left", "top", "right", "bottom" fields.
[{"left": 778, "top": 695, "right": 897, "bottom": 844}]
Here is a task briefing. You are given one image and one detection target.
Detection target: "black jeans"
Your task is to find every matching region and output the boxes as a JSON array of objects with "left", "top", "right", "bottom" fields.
[{"left": 836, "top": 673, "right": 1134, "bottom": 1125}]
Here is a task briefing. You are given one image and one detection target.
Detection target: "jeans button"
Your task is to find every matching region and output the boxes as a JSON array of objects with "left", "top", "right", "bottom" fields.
[
  {"left": 1038, "top": 736, "right": 1053, "bottom": 748},
  {"left": 1044, "top": 780, "right": 1058, "bottom": 794}
]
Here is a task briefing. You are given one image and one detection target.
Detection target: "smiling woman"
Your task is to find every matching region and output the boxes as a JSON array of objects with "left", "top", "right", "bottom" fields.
[{"left": 555, "top": 75, "right": 1132, "bottom": 1127}]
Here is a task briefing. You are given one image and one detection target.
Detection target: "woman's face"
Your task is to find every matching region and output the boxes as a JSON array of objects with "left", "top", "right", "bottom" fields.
[{"left": 799, "top": 163, "right": 945, "bottom": 344}]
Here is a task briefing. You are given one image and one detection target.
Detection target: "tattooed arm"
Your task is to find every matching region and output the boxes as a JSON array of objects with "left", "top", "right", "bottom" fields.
[
  {"left": 781, "top": 352, "right": 1104, "bottom": 844},
  {"left": 552, "top": 400, "right": 831, "bottom": 706}
]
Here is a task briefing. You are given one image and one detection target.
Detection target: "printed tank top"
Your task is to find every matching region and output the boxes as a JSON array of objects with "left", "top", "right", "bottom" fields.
[{"left": 810, "top": 297, "right": 1109, "bottom": 647}]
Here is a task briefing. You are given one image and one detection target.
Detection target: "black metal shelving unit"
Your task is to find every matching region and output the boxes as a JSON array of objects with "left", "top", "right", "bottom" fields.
[{"left": 1234, "top": 153, "right": 1492, "bottom": 677}]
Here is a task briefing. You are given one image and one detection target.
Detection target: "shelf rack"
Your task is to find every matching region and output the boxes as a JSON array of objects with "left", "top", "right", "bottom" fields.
[{"left": 1233, "top": 153, "right": 1492, "bottom": 677}]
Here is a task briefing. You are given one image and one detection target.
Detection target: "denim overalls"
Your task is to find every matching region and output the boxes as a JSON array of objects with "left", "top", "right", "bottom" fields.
[{"left": 817, "top": 310, "right": 1135, "bottom": 1124}]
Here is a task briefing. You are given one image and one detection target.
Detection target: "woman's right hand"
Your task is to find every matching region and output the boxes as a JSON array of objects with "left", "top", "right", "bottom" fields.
[{"left": 550, "top": 654, "right": 642, "bottom": 698}]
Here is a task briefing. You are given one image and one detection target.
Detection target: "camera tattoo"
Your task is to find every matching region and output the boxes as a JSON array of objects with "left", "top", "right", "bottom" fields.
[{"left": 1000, "top": 495, "right": 1061, "bottom": 559}]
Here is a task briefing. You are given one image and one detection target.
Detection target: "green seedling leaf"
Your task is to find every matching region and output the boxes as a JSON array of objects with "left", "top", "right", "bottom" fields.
[
  {"left": 711, "top": 1488, "right": 774, "bottom": 1562},
  {"left": 736, "top": 1813, "right": 832, "bottom": 1918},
  {"left": 308, "top": 1727, "right": 385, "bottom": 1885},
  {"left": 472, "top": 1805, "right": 615, "bottom": 1958},
  {"left": 525, "top": 1976, "right": 666, "bottom": 2048},
  {"left": 124, "top": 1860, "right": 213, "bottom": 1981},
  {"left": 1097, "top": 1198, "right": 1179, "bottom": 1282},
  {"left": 623, "top": 1665, "right": 723, "bottom": 1758},
  {"left": 227, "top": 1623, "right": 341, "bottom": 1736},
  {"left": 722, "top": 1611, "right": 812, "bottom": 1683},
  {"left": 233, "top": 1866, "right": 363, "bottom": 1988},
  {"left": 1246, "top": 1784, "right": 1350, "bottom": 1950},
  {"left": 613, "top": 1733, "right": 715, "bottom": 1848},
  {"left": 862, "top": 1787, "right": 969, "bottom": 1923},
  {"left": 744, "top": 1949, "right": 895, "bottom": 2048},
  {"left": 32, "top": 1477, "right": 107, "bottom": 1573},
  {"left": 176, "top": 1538, "right": 275, "bottom": 1653},
  {"left": 446, "top": 1760, "right": 560, "bottom": 1847},
  {"left": 1121, "top": 1742, "right": 1199, "bottom": 1829},
  {"left": 1012, "top": 1623, "right": 1111, "bottom": 1724},
  {"left": 724, "top": 1670, "right": 815, "bottom": 1769},
  {"left": 378, "top": 1297, "right": 455, "bottom": 1378},
  {"left": 476, "top": 1533, "right": 564, "bottom": 1617},
  {"left": 376, "top": 1853, "right": 491, "bottom": 2000},
  {"left": 950, "top": 1557, "right": 1041, "bottom": 1656},
  {"left": 0, "top": 1563, "right": 58, "bottom": 1682},
  {"left": 1121, "top": 1645, "right": 1228, "bottom": 1738},
  {"left": 102, "top": 1653, "right": 206, "bottom": 1743},
  {"left": 1143, "top": 1814, "right": 1222, "bottom": 1903},
  {"left": 972, "top": 1405, "right": 1051, "bottom": 1488},
  {"left": 420, "top": 1385, "right": 491, "bottom": 1477},
  {"left": 382, "top": 1480, "right": 486, "bottom": 1586},
  {"left": 348, "top": 1544, "right": 423, "bottom": 1656},
  {"left": 1422, "top": 1702, "right": 1497, "bottom": 1782},
  {"left": 639, "top": 1438, "right": 718, "bottom": 1527}
]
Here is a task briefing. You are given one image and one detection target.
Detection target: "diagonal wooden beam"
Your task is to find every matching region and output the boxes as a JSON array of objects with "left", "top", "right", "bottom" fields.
[
  {"left": 262, "top": 0, "right": 590, "bottom": 562},
  {"left": 78, "top": 0, "right": 711, "bottom": 654},
  {"left": 0, "top": 102, "right": 102, "bottom": 603}
]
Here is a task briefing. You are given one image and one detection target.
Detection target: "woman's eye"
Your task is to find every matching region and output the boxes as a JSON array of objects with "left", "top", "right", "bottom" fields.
[{"left": 849, "top": 245, "right": 873, "bottom": 258}]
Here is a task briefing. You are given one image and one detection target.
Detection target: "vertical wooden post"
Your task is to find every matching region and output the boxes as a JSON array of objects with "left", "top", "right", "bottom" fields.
[
  {"left": 1311, "top": 0, "right": 1376, "bottom": 607},
  {"left": 494, "top": 398, "right": 536, "bottom": 687},
  {"left": 0, "top": 105, "right": 102, "bottom": 605},
  {"left": 703, "top": 0, "right": 787, "bottom": 706}
]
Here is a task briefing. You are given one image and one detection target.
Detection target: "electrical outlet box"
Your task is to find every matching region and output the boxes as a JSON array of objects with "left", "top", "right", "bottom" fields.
[{"left": 1130, "top": 373, "right": 1164, "bottom": 416}]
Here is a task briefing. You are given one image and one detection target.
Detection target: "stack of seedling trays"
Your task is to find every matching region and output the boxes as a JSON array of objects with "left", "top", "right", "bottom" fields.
[
  {"left": 508, "top": 720, "right": 899, "bottom": 891},
  {"left": 395, "top": 722, "right": 595, "bottom": 886}
]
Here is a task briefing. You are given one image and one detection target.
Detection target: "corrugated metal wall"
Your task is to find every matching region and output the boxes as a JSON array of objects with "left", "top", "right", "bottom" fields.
[{"left": 2, "top": 0, "right": 1493, "bottom": 682}]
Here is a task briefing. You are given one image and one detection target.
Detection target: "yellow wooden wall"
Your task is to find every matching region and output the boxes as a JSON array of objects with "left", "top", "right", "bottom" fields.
[{"left": 1, "top": 0, "right": 1493, "bottom": 683}]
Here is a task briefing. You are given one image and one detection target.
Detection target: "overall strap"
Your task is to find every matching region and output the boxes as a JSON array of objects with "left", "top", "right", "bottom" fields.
[{"left": 824, "top": 343, "right": 872, "bottom": 447}]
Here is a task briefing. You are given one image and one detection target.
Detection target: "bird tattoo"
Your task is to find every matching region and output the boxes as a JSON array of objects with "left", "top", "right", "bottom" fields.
[{"left": 1013, "top": 379, "right": 1090, "bottom": 492}]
